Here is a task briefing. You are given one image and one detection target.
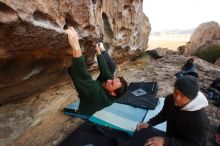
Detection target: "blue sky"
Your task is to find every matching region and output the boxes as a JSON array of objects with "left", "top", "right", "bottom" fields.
[{"left": 143, "top": 0, "right": 220, "bottom": 31}]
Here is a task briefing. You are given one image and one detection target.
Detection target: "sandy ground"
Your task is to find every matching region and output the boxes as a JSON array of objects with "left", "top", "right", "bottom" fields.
[{"left": 148, "top": 34, "right": 191, "bottom": 50}]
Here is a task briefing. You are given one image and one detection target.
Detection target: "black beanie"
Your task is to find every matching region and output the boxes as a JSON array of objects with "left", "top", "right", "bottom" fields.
[{"left": 174, "top": 75, "right": 199, "bottom": 99}]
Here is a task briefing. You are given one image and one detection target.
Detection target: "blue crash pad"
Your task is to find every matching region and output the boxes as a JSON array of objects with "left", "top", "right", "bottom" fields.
[
  {"left": 64, "top": 100, "right": 90, "bottom": 119},
  {"left": 89, "top": 98, "right": 166, "bottom": 135}
]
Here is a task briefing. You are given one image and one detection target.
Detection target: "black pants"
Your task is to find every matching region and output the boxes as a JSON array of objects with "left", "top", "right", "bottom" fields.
[
  {"left": 96, "top": 51, "right": 116, "bottom": 81},
  {"left": 59, "top": 122, "right": 131, "bottom": 146},
  {"left": 129, "top": 127, "right": 166, "bottom": 146}
]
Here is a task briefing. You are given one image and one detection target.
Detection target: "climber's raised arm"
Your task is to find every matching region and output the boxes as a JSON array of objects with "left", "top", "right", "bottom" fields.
[{"left": 65, "top": 27, "right": 82, "bottom": 58}]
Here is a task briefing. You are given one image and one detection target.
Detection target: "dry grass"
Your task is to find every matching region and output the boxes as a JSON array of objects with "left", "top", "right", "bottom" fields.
[{"left": 148, "top": 34, "right": 191, "bottom": 51}]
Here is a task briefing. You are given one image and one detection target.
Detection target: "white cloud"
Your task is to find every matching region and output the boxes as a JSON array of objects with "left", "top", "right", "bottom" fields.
[{"left": 143, "top": 0, "right": 220, "bottom": 31}]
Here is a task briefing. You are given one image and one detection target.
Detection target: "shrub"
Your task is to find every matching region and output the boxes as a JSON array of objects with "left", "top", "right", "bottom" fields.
[{"left": 194, "top": 45, "right": 220, "bottom": 63}]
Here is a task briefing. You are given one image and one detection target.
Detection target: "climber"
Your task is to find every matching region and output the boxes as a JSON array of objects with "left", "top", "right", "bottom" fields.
[
  {"left": 65, "top": 26, "right": 127, "bottom": 114},
  {"left": 175, "top": 57, "right": 198, "bottom": 78},
  {"left": 130, "top": 75, "right": 209, "bottom": 146}
]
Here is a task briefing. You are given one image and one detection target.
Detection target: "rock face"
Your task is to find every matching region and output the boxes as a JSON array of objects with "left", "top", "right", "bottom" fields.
[
  {"left": 146, "top": 47, "right": 176, "bottom": 59},
  {"left": 0, "top": 0, "right": 151, "bottom": 104},
  {"left": 186, "top": 21, "right": 220, "bottom": 55}
]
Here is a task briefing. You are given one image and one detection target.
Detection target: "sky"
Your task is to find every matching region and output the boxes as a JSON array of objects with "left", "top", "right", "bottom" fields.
[{"left": 143, "top": 0, "right": 220, "bottom": 32}]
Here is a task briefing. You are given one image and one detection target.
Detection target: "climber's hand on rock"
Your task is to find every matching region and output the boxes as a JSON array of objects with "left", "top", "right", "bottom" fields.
[
  {"left": 95, "top": 43, "right": 101, "bottom": 55},
  {"left": 65, "top": 26, "right": 81, "bottom": 57}
]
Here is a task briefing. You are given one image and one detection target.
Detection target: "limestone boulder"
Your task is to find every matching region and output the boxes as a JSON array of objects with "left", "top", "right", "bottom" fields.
[
  {"left": 146, "top": 47, "right": 176, "bottom": 59},
  {"left": 0, "top": 0, "right": 150, "bottom": 104},
  {"left": 186, "top": 21, "right": 220, "bottom": 55}
]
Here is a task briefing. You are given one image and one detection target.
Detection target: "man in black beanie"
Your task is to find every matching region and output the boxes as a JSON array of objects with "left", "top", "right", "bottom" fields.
[{"left": 130, "top": 75, "right": 209, "bottom": 146}]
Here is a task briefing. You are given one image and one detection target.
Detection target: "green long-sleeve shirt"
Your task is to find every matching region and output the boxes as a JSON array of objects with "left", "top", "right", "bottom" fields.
[{"left": 68, "top": 54, "right": 115, "bottom": 114}]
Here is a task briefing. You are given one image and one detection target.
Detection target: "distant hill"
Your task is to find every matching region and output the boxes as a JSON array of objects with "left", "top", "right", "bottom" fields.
[{"left": 151, "top": 29, "right": 195, "bottom": 36}]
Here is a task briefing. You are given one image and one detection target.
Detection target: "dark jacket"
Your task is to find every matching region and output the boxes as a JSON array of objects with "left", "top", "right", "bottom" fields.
[
  {"left": 181, "top": 62, "right": 196, "bottom": 74},
  {"left": 149, "top": 93, "right": 209, "bottom": 146},
  {"left": 68, "top": 55, "right": 115, "bottom": 114}
]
